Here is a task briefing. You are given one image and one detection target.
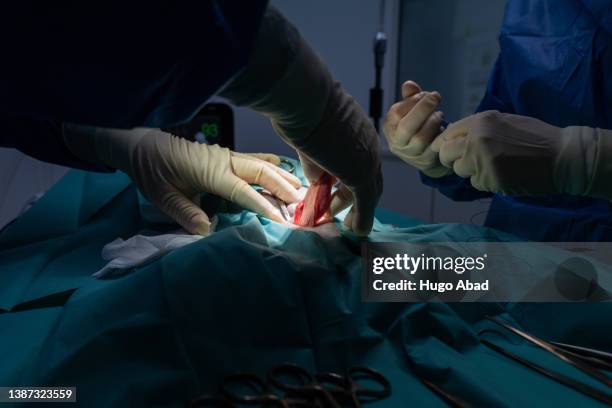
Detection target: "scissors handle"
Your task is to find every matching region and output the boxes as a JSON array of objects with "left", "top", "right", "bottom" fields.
[
  {"left": 347, "top": 366, "right": 392, "bottom": 399},
  {"left": 315, "top": 372, "right": 349, "bottom": 392},
  {"left": 268, "top": 364, "right": 316, "bottom": 392},
  {"left": 268, "top": 364, "right": 341, "bottom": 408}
]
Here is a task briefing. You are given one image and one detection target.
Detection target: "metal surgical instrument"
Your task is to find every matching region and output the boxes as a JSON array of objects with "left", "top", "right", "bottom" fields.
[
  {"left": 549, "top": 341, "right": 612, "bottom": 370},
  {"left": 486, "top": 316, "right": 612, "bottom": 387},
  {"left": 188, "top": 363, "right": 391, "bottom": 408},
  {"left": 480, "top": 316, "right": 612, "bottom": 405},
  {"left": 276, "top": 197, "right": 291, "bottom": 223},
  {"left": 279, "top": 158, "right": 296, "bottom": 175}
]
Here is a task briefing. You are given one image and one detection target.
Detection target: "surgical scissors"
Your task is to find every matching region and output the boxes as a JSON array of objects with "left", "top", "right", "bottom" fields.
[
  {"left": 267, "top": 364, "right": 391, "bottom": 407},
  {"left": 188, "top": 372, "right": 317, "bottom": 407},
  {"left": 188, "top": 363, "right": 391, "bottom": 408},
  {"left": 221, "top": 371, "right": 321, "bottom": 407}
]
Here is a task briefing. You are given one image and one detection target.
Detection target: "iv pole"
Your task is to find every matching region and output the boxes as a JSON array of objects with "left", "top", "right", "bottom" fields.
[{"left": 369, "top": 0, "right": 387, "bottom": 132}]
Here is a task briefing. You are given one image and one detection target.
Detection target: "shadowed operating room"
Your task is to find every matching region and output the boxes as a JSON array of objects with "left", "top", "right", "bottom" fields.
[{"left": 1, "top": 0, "right": 612, "bottom": 407}]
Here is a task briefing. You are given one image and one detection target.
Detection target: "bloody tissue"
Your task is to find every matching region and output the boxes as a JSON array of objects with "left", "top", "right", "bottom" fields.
[{"left": 293, "top": 173, "right": 335, "bottom": 227}]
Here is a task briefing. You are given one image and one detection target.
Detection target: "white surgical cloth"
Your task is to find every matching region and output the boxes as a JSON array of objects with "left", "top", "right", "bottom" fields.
[{"left": 94, "top": 219, "right": 217, "bottom": 278}]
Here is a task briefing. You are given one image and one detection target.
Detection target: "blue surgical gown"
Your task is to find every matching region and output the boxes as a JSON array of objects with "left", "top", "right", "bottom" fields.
[
  {"left": 0, "top": 0, "right": 268, "bottom": 171},
  {"left": 422, "top": 0, "right": 612, "bottom": 241}
]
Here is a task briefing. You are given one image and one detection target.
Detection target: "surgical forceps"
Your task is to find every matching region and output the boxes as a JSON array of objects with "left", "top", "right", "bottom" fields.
[
  {"left": 479, "top": 316, "right": 612, "bottom": 405},
  {"left": 549, "top": 341, "right": 612, "bottom": 370}
]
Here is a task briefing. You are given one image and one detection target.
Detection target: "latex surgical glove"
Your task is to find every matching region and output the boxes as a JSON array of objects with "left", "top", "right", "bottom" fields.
[
  {"left": 63, "top": 124, "right": 301, "bottom": 235},
  {"left": 220, "top": 6, "right": 381, "bottom": 236},
  {"left": 383, "top": 81, "right": 451, "bottom": 178},
  {"left": 431, "top": 110, "right": 612, "bottom": 198}
]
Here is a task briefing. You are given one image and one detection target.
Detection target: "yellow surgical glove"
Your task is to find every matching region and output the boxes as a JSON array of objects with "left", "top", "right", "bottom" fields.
[
  {"left": 63, "top": 124, "right": 301, "bottom": 235},
  {"left": 432, "top": 110, "right": 612, "bottom": 198},
  {"left": 383, "top": 81, "right": 451, "bottom": 178}
]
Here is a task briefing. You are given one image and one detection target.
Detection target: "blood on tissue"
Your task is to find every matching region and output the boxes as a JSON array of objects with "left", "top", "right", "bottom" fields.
[{"left": 293, "top": 173, "right": 335, "bottom": 227}]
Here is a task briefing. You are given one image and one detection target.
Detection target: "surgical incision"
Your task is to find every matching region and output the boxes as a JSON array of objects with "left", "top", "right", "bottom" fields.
[{"left": 293, "top": 173, "right": 334, "bottom": 227}]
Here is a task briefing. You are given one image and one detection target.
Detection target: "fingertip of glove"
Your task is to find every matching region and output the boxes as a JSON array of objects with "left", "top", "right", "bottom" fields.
[
  {"left": 264, "top": 154, "right": 281, "bottom": 165},
  {"left": 188, "top": 216, "right": 211, "bottom": 236},
  {"left": 402, "top": 81, "right": 422, "bottom": 97},
  {"left": 286, "top": 174, "right": 303, "bottom": 189},
  {"left": 431, "top": 133, "right": 445, "bottom": 152},
  {"left": 343, "top": 210, "right": 371, "bottom": 236},
  {"left": 403, "top": 80, "right": 420, "bottom": 88},
  {"left": 265, "top": 208, "right": 287, "bottom": 224},
  {"left": 287, "top": 188, "right": 302, "bottom": 203}
]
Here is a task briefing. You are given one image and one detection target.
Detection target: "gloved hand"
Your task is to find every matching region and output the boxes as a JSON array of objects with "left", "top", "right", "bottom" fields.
[
  {"left": 431, "top": 110, "right": 612, "bottom": 198},
  {"left": 383, "top": 81, "right": 450, "bottom": 178},
  {"left": 220, "top": 6, "right": 381, "bottom": 236},
  {"left": 63, "top": 124, "right": 301, "bottom": 235}
]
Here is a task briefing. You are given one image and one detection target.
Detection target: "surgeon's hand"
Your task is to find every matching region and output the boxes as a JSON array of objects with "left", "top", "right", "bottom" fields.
[
  {"left": 277, "top": 83, "right": 383, "bottom": 236},
  {"left": 220, "top": 6, "right": 381, "bottom": 235},
  {"left": 431, "top": 110, "right": 612, "bottom": 198},
  {"left": 383, "top": 81, "right": 451, "bottom": 178},
  {"left": 63, "top": 125, "right": 301, "bottom": 235}
]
